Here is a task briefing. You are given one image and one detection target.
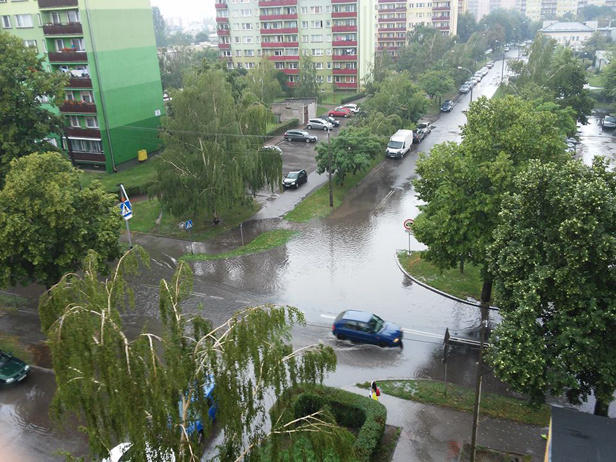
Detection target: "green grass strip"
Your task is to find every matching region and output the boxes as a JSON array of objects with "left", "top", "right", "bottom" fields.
[
  {"left": 181, "top": 229, "right": 298, "bottom": 261},
  {"left": 0, "top": 334, "right": 33, "bottom": 364},
  {"left": 357, "top": 380, "right": 549, "bottom": 426},
  {"left": 80, "top": 158, "right": 159, "bottom": 193},
  {"left": 397, "top": 251, "right": 485, "bottom": 301},
  {"left": 285, "top": 155, "right": 382, "bottom": 223}
]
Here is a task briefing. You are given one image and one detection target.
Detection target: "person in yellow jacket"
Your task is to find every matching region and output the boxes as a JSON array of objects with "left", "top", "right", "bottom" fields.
[{"left": 369, "top": 381, "right": 380, "bottom": 401}]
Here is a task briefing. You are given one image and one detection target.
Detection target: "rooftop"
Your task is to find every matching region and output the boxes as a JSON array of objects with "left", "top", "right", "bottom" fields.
[{"left": 540, "top": 22, "right": 595, "bottom": 33}]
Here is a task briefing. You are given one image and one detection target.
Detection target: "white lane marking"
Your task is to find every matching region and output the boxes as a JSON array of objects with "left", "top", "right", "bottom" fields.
[
  {"left": 209, "top": 295, "right": 224, "bottom": 300},
  {"left": 376, "top": 190, "right": 395, "bottom": 209},
  {"left": 403, "top": 328, "right": 442, "bottom": 339},
  {"left": 320, "top": 314, "right": 336, "bottom": 320}
]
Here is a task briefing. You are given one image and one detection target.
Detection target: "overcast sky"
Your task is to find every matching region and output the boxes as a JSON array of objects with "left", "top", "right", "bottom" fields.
[{"left": 151, "top": 0, "right": 215, "bottom": 22}]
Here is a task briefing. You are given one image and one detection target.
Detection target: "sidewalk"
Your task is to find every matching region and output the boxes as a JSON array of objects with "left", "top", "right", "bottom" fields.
[{"left": 344, "top": 386, "right": 547, "bottom": 462}]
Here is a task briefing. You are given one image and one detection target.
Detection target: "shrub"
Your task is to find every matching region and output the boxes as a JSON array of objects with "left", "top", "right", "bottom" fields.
[
  {"left": 271, "top": 384, "right": 386, "bottom": 462},
  {"left": 267, "top": 118, "right": 299, "bottom": 138},
  {"left": 341, "top": 93, "right": 365, "bottom": 104}
]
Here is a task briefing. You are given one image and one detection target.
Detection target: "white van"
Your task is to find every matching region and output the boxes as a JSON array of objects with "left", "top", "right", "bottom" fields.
[{"left": 386, "top": 130, "right": 413, "bottom": 159}]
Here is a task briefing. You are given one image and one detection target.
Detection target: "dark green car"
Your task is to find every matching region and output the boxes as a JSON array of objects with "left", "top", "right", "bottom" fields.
[{"left": 0, "top": 350, "right": 30, "bottom": 386}]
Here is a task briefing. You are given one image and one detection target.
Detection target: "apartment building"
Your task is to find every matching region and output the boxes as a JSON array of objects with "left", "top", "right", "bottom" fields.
[
  {"left": 216, "top": 0, "right": 460, "bottom": 93},
  {"left": 0, "top": 0, "right": 164, "bottom": 173}
]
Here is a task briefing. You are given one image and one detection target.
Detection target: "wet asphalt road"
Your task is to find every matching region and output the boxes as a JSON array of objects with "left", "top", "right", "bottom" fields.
[{"left": 2, "top": 52, "right": 614, "bottom": 461}]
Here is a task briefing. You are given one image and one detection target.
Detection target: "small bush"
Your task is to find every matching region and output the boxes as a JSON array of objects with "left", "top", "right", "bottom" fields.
[
  {"left": 267, "top": 119, "right": 299, "bottom": 138},
  {"left": 341, "top": 93, "right": 365, "bottom": 104},
  {"left": 271, "top": 384, "right": 386, "bottom": 462}
]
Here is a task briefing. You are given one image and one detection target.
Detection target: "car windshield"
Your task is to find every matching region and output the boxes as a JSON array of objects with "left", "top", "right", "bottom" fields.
[
  {"left": 388, "top": 141, "right": 403, "bottom": 149},
  {"left": 298, "top": 131, "right": 308, "bottom": 135},
  {"left": 286, "top": 172, "right": 298, "bottom": 179},
  {"left": 367, "top": 315, "right": 385, "bottom": 333},
  {"left": 606, "top": 116, "right": 616, "bottom": 123},
  {"left": 0, "top": 352, "right": 9, "bottom": 367},
  {"left": 417, "top": 123, "right": 427, "bottom": 129}
]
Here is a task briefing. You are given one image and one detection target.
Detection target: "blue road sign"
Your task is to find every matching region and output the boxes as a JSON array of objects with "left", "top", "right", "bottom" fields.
[
  {"left": 185, "top": 220, "right": 193, "bottom": 230},
  {"left": 119, "top": 200, "right": 133, "bottom": 220}
]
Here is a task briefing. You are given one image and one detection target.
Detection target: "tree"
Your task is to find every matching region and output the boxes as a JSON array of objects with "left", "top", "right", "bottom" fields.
[
  {"left": 152, "top": 69, "right": 281, "bottom": 223},
  {"left": 294, "top": 55, "right": 320, "bottom": 99},
  {"left": 364, "top": 71, "right": 428, "bottom": 125},
  {"left": 0, "top": 152, "right": 121, "bottom": 289},
  {"left": 583, "top": 31, "right": 608, "bottom": 56},
  {"left": 159, "top": 47, "right": 219, "bottom": 91},
  {"left": 243, "top": 58, "right": 283, "bottom": 105},
  {"left": 488, "top": 158, "right": 616, "bottom": 416},
  {"left": 315, "top": 127, "right": 384, "bottom": 186},
  {"left": 419, "top": 69, "right": 454, "bottom": 104},
  {"left": 0, "top": 32, "right": 67, "bottom": 184},
  {"left": 39, "top": 248, "right": 341, "bottom": 461},
  {"left": 152, "top": 6, "right": 167, "bottom": 48},
  {"left": 167, "top": 31, "right": 194, "bottom": 47},
  {"left": 457, "top": 12, "right": 479, "bottom": 43},
  {"left": 602, "top": 56, "right": 616, "bottom": 99},
  {"left": 395, "top": 26, "right": 455, "bottom": 78},
  {"left": 412, "top": 96, "right": 569, "bottom": 302},
  {"left": 194, "top": 31, "right": 210, "bottom": 43}
]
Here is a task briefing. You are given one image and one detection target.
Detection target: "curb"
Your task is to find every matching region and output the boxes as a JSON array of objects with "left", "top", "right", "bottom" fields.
[
  {"left": 394, "top": 252, "right": 490, "bottom": 309},
  {"left": 31, "top": 365, "right": 54, "bottom": 373}
]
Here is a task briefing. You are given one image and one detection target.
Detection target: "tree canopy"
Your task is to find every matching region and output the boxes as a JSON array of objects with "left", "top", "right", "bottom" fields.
[
  {"left": 0, "top": 152, "right": 121, "bottom": 289},
  {"left": 294, "top": 56, "right": 320, "bottom": 99},
  {"left": 243, "top": 58, "right": 284, "bottom": 105},
  {"left": 488, "top": 158, "right": 616, "bottom": 416},
  {"left": 39, "top": 248, "right": 340, "bottom": 461},
  {"left": 0, "top": 31, "right": 67, "bottom": 184},
  {"left": 151, "top": 6, "right": 167, "bottom": 48},
  {"left": 159, "top": 47, "right": 218, "bottom": 91}
]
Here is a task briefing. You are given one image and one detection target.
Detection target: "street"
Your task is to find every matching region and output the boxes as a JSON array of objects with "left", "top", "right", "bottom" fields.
[{"left": 2, "top": 51, "right": 610, "bottom": 461}]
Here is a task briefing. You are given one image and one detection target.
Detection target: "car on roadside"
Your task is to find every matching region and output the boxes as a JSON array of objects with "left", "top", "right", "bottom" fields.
[
  {"left": 306, "top": 118, "right": 333, "bottom": 131},
  {"left": 332, "top": 310, "right": 403, "bottom": 348},
  {"left": 328, "top": 106, "right": 352, "bottom": 118},
  {"left": 323, "top": 115, "right": 341, "bottom": 127},
  {"left": 0, "top": 350, "right": 30, "bottom": 387},
  {"left": 459, "top": 84, "right": 471, "bottom": 94},
  {"left": 440, "top": 100, "right": 454, "bottom": 112},
  {"left": 416, "top": 121, "right": 432, "bottom": 139},
  {"left": 504, "top": 46, "right": 510, "bottom": 52},
  {"left": 283, "top": 169, "right": 308, "bottom": 189},
  {"left": 602, "top": 115, "right": 616, "bottom": 129},
  {"left": 342, "top": 103, "right": 360, "bottom": 113},
  {"left": 486, "top": 61, "right": 494, "bottom": 69},
  {"left": 260, "top": 145, "right": 282, "bottom": 155},
  {"left": 284, "top": 130, "right": 317, "bottom": 143},
  {"left": 481, "top": 67, "right": 489, "bottom": 76}
]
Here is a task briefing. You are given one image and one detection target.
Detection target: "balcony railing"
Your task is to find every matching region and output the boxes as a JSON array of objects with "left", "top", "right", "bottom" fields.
[
  {"left": 258, "top": 0, "right": 297, "bottom": 6},
  {"left": 48, "top": 51, "right": 88, "bottom": 62},
  {"left": 60, "top": 100, "right": 97, "bottom": 113},
  {"left": 432, "top": 15, "right": 451, "bottom": 21},
  {"left": 215, "top": 2, "right": 228, "bottom": 8},
  {"left": 70, "top": 152, "right": 106, "bottom": 163},
  {"left": 333, "top": 68, "right": 357, "bottom": 75},
  {"left": 218, "top": 43, "right": 230, "bottom": 49},
  {"left": 216, "top": 17, "right": 229, "bottom": 23},
  {"left": 334, "top": 82, "right": 357, "bottom": 88},
  {"left": 65, "top": 126, "right": 101, "bottom": 138},
  {"left": 332, "top": 55, "right": 357, "bottom": 61},
  {"left": 378, "top": 27, "right": 406, "bottom": 31},
  {"left": 267, "top": 55, "right": 300, "bottom": 61},
  {"left": 259, "top": 14, "right": 298, "bottom": 20},
  {"left": 217, "top": 29, "right": 230, "bottom": 36},
  {"left": 66, "top": 77, "right": 92, "bottom": 88},
  {"left": 42, "top": 23, "right": 83, "bottom": 36},
  {"left": 332, "top": 0, "right": 357, "bottom": 3},
  {"left": 332, "top": 25, "right": 357, "bottom": 32},
  {"left": 332, "top": 40, "right": 357, "bottom": 47},
  {"left": 332, "top": 11, "right": 357, "bottom": 18},
  {"left": 262, "top": 41, "right": 299, "bottom": 48},
  {"left": 378, "top": 17, "right": 405, "bottom": 22},
  {"left": 280, "top": 68, "right": 299, "bottom": 74},
  {"left": 38, "top": 0, "right": 78, "bottom": 8},
  {"left": 260, "top": 27, "right": 298, "bottom": 34}
]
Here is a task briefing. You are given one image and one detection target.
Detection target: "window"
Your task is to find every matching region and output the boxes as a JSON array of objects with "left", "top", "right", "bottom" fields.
[
  {"left": 312, "top": 20, "right": 323, "bottom": 28},
  {"left": 67, "top": 10, "right": 80, "bottom": 23},
  {"left": 85, "top": 116, "right": 98, "bottom": 128},
  {"left": 315, "top": 62, "right": 323, "bottom": 69},
  {"left": 241, "top": 9, "right": 251, "bottom": 16},
  {"left": 312, "top": 48, "right": 323, "bottom": 56},
  {"left": 65, "top": 90, "right": 75, "bottom": 101},
  {"left": 69, "top": 115, "right": 80, "bottom": 127},
  {"left": 310, "top": 6, "right": 322, "bottom": 14},
  {"left": 51, "top": 12, "right": 61, "bottom": 24},
  {"left": 243, "top": 36, "right": 253, "bottom": 43},
  {"left": 300, "top": 7, "right": 307, "bottom": 13},
  {"left": 81, "top": 91, "right": 93, "bottom": 103},
  {"left": 1, "top": 16, "right": 11, "bottom": 29},
  {"left": 301, "top": 21, "right": 308, "bottom": 29},
  {"left": 15, "top": 14, "right": 33, "bottom": 28},
  {"left": 244, "top": 49, "right": 254, "bottom": 56},
  {"left": 71, "top": 139, "right": 103, "bottom": 153},
  {"left": 327, "top": 75, "right": 332, "bottom": 83},
  {"left": 311, "top": 34, "right": 322, "bottom": 42},
  {"left": 23, "top": 40, "right": 37, "bottom": 52},
  {"left": 241, "top": 22, "right": 252, "bottom": 30}
]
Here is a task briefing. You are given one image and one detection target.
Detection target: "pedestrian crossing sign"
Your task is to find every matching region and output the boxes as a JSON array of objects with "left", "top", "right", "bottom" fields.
[{"left": 119, "top": 200, "right": 132, "bottom": 220}]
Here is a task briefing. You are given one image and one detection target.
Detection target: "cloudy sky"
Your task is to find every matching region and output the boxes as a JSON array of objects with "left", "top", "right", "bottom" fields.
[{"left": 151, "top": 0, "right": 215, "bottom": 22}]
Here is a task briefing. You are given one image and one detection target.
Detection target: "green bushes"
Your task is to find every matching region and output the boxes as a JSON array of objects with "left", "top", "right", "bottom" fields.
[
  {"left": 340, "top": 93, "right": 365, "bottom": 104},
  {"left": 271, "top": 384, "right": 386, "bottom": 462},
  {"left": 267, "top": 118, "right": 299, "bottom": 138}
]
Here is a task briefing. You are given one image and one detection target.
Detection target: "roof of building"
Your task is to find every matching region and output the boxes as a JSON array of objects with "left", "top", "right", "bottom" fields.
[
  {"left": 272, "top": 98, "right": 317, "bottom": 106},
  {"left": 550, "top": 406, "right": 616, "bottom": 461},
  {"left": 540, "top": 22, "right": 595, "bottom": 33}
]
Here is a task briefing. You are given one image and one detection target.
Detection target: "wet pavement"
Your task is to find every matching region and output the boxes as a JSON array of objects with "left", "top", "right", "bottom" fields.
[{"left": 1, "top": 51, "right": 613, "bottom": 461}]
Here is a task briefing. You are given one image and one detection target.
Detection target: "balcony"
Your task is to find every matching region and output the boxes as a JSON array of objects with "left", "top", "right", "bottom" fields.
[
  {"left": 333, "top": 68, "right": 357, "bottom": 75},
  {"left": 259, "top": 0, "right": 297, "bottom": 5},
  {"left": 377, "top": 46, "right": 401, "bottom": 51},
  {"left": 332, "top": 25, "right": 357, "bottom": 32},
  {"left": 432, "top": 15, "right": 451, "bottom": 21},
  {"left": 332, "top": 0, "right": 357, "bottom": 3},
  {"left": 217, "top": 29, "right": 230, "bottom": 36},
  {"left": 262, "top": 41, "right": 299, "bottom": 48},
  {"left": 332, "top": 40, "right": 357, "bottom": 47},
  {"left": 267, "top": 55, "right": 300, "bottom": 61},
  {"left": 335, "top": 82, "right": 357, "bottom": 88},
  {"left": 48, "top": 51, "right": 88, "bottom": 63},
  {"left": 65, "top": 126, "right": 101, "bottom": 138},
  {"left": 42, "top": 23, "right": 83, "bottom": 36},
  {"left": 332, "top": 11, "right": 357, "bottom": 18},
  {"left": 378, "top": 27, "right": 406, "bottom": 31},
  {"left": 280, "top": 68, "right": 299, "bottom": 74},
  {"left": 378, "top": 17, "right": 405, "bottom": 22},
  {"left": 260, "top": 27, "right": 298, "bottom": 34},
  {"left": 70, "top": 152, "right": 106, "bottom": 164},
  {"left": 60, "top": 100, "right": 97, "bottom": 113},
  {"left": 259, "top": 13, "right": 298, "bottom": 20},
  {"left": 332, "top": 54, "right": 357, "bottom": 61},
  {"left": 38, "top": 0, "right": 78, "bottom": 8},
  {"left": 432, "top": 6, "right": 451, "bottom": 10},
  {"left": 378, "top": 0, "right": 399, "bottom": 2},
  {"left": 216, "top": 17, "right": 229, "bottom": 23},
  {"left": 66, "top": 77, "right": 92, "bottom": 88},
  {"left": 378, "top": 6, "right": 406, "bottom": 11},
  {"left": 218, "top": 43, "right": 230, "bottom": 49},
  {"left": 215, "top": 2, "right": 228, "bottom": 8}
]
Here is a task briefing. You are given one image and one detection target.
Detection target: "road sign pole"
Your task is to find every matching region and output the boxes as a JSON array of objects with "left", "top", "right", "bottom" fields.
[
  {"left": 408, "top": 231, "right": 411, "bottom": 255},
  {"left": 119, "top": 184, "right": 133, "bottom": 249},
  {"left": 125, "top": 219, "right": 132, "bottom": 249},
  {"left": 240, "top": 222, "right": 244, "bottom": 247}
]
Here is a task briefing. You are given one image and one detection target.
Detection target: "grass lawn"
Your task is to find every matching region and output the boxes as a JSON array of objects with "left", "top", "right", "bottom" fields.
[
  {"left": 80, "top": 158, "right": 159, "bottom": 194},
  {"left": 130, "top": 197, "right": 261, "bottom": 242},
  {"left": 397, "top": 251, "right": 486, "bottom": 301},
  {"left": 181, "top": 229, "right": 298, "bottom": 261},
  {"left": 266, "top": 122, "right": 284, "bottom": 133},
  {"left": 0, "top": 334, "right": 33, "bottom": 364},
  {"left": 491, "top": 85, "right": 506, "bottom": 99},
  {"left": 0, "top": 293, "right": 28, "bottom": 313},
  {"left": 316, "top": 105, "right": 330, "bottom": 116},
  {"left": 357, "top": 380, "right": 550, "bottom": 426},
  {"left": 285, "top": 155, "right": 382, "bottom": 222},
  {"left": 588, "top": 74, "right": 603, "bottom": 88}
]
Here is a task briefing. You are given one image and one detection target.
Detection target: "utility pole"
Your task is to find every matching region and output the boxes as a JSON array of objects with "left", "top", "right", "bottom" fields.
[
  {"left": 501, "top": 50, "right": 506, "bottom": 85},
  {"left": 469, "top": 305, "right": 488, "bottom": 462},
  {"left": 328, "top": 128, "right": 333, "bottom": 207}
]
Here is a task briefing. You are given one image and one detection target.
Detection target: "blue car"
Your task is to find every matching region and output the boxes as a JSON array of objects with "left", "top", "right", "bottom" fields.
[
  {"left": 332, "top": 310, "right": 403, "bottom": 348},
  {"left": 178, "top": 379, "right": 218, "bottom": 443}
]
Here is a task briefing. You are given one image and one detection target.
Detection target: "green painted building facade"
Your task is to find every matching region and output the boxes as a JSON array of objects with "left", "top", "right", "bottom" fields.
[{"left": 0, "top": 0, "right": 164, "bottom": 172}]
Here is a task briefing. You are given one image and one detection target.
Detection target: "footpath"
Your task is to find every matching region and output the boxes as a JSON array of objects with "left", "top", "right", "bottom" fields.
[{"left": 344, "top": 386, "right": 547, "bottom": 462}]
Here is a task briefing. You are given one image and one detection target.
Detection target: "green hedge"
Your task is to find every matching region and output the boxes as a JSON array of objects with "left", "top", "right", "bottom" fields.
[
  {"left": 271, "top": 384, "right": 386, "bottom": 462},
  {"left": 340, "top": 93, "right": 365, "bottom": 104},
  {"left": 267, "top": 118, "right": 299, "bottom": 138}
]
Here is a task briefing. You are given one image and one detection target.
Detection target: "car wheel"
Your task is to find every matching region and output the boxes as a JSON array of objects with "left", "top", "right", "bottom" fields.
[
  {"left": 336, "top": 334, "right": 346, "bottom": 340},
  {"left": 379, "top": 341, "right": 387, "bottom": 348},
  {"left": 323, "top": 126, "right": 327, "bottom": 131},
  {"left": 295, "top": 183, "right": 299, "bottom": 189},
  {"left": 307, "top": 125, "right": 312, "bottom": 129},
  {"left": 399, "top": 341, "right": 404, "bottom": 350},
  {"left": 285, "top": 137, "right": 290, "bottom": 141},
  {"left": 306, "top": 138, "right": 311, "bottom": 143}
]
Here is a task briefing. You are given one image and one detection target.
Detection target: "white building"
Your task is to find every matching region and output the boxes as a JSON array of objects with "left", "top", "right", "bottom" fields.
[{"left": 539, "top": 21, "right": 596, "bottom": 50}]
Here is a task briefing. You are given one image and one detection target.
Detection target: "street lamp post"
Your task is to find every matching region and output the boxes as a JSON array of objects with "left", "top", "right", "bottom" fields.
[
  {"left": 458, "top": 66, "right": 474, "bottom": 103},
  {"left": 327, "top": 127, "right": 333, "bottom": 207}
]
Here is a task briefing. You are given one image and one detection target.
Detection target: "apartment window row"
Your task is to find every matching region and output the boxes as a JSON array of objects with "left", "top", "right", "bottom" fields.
[
  {"left": 1, "top": 13, "right": 33, "bottom": 28},
  {"left": 68, "top": 139, "right": 103, "bottom": 154},
  {"left": 378, "top": 3, "right": 407, "bottom": 10},
  {"left": 65, "top": 90, "right": 94, "bottom": 103},
  {"left": 260, "top": 21, "right": 298, "bottom": 30},
  {"left": 69, "top": 115, "right": 99, "bottom": 129},
  {"left": 260, "top": 7, "right": 297, "bottom": 15},
  {"left": 55, "top": 38, "right": 84, "bottom": 52},
  {"left": 332, "top": 5, "right": 357, "bottom": 13},
  {"left": 379, "top": 14, "right": 407, "bottom": 20}
]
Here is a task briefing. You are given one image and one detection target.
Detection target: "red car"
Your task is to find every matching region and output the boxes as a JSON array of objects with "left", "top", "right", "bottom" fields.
[{"left": 328, "top": 107, "right": 352, "bottom": 118}]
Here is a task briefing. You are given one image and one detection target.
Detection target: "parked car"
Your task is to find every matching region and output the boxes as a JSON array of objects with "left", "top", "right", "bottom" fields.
[
  {"left": 386, "top": 129, "right": 413, "bottom": 158},
  {"left": 283, "top": 169, "right": 308, "bottom": 189},
  {"left": 102, "top": 443, "right": 175, "bottom": 462},
  {"left": 504, "top": 46, "right": 510, "bottom": 52},
  {"left": 486, "top": 61, "right": 494, "bottom": 69},
  {"left": 481, "top": 67, "right": 489, "bottom": 77},
  {"left": 342, "top": 103, "right": 360, "bottom": 113},
  {"left": 602, "top": 115, "right": 616, "bottom": 129},
  {"left": 459, "top": 84, "right": 471, "bottom": 94},
  {"left": 328, "top": 106, "right": 352, "bottom": 118},
  {"left": 332, "top": 310, "right": 403, "bottom": 348},
  {"left": 474, "top": 71, "right": 483, "bottom": 81},
  {"left": 306, "top": 118, "right": 333, "bottom": 131},
  {"left": 416, "top": 121, "right": 432, "bottom": 138},
  {"left": 440, "top": 100, "right": 454, "bottom": 112},
  {"left": 466, "top": 79, "right": 475, "bottom": 88},
  {"left": 0, "top": 350, "right": 30, "bottom": 386},
  {"left": 178, "top": 379, "right": 218, "bottom": 443},
  {"left": 323, "top": 115, "right": 341, "bottom": 127},
  {"left": 284, "top": 130, "right": 317, "bottom": 142},
  {"left": 260, "top": 145, "right": 282, "bottom": 154},
  {"left": 472, "top": 76, "right": 481, "bottom": 85}
]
